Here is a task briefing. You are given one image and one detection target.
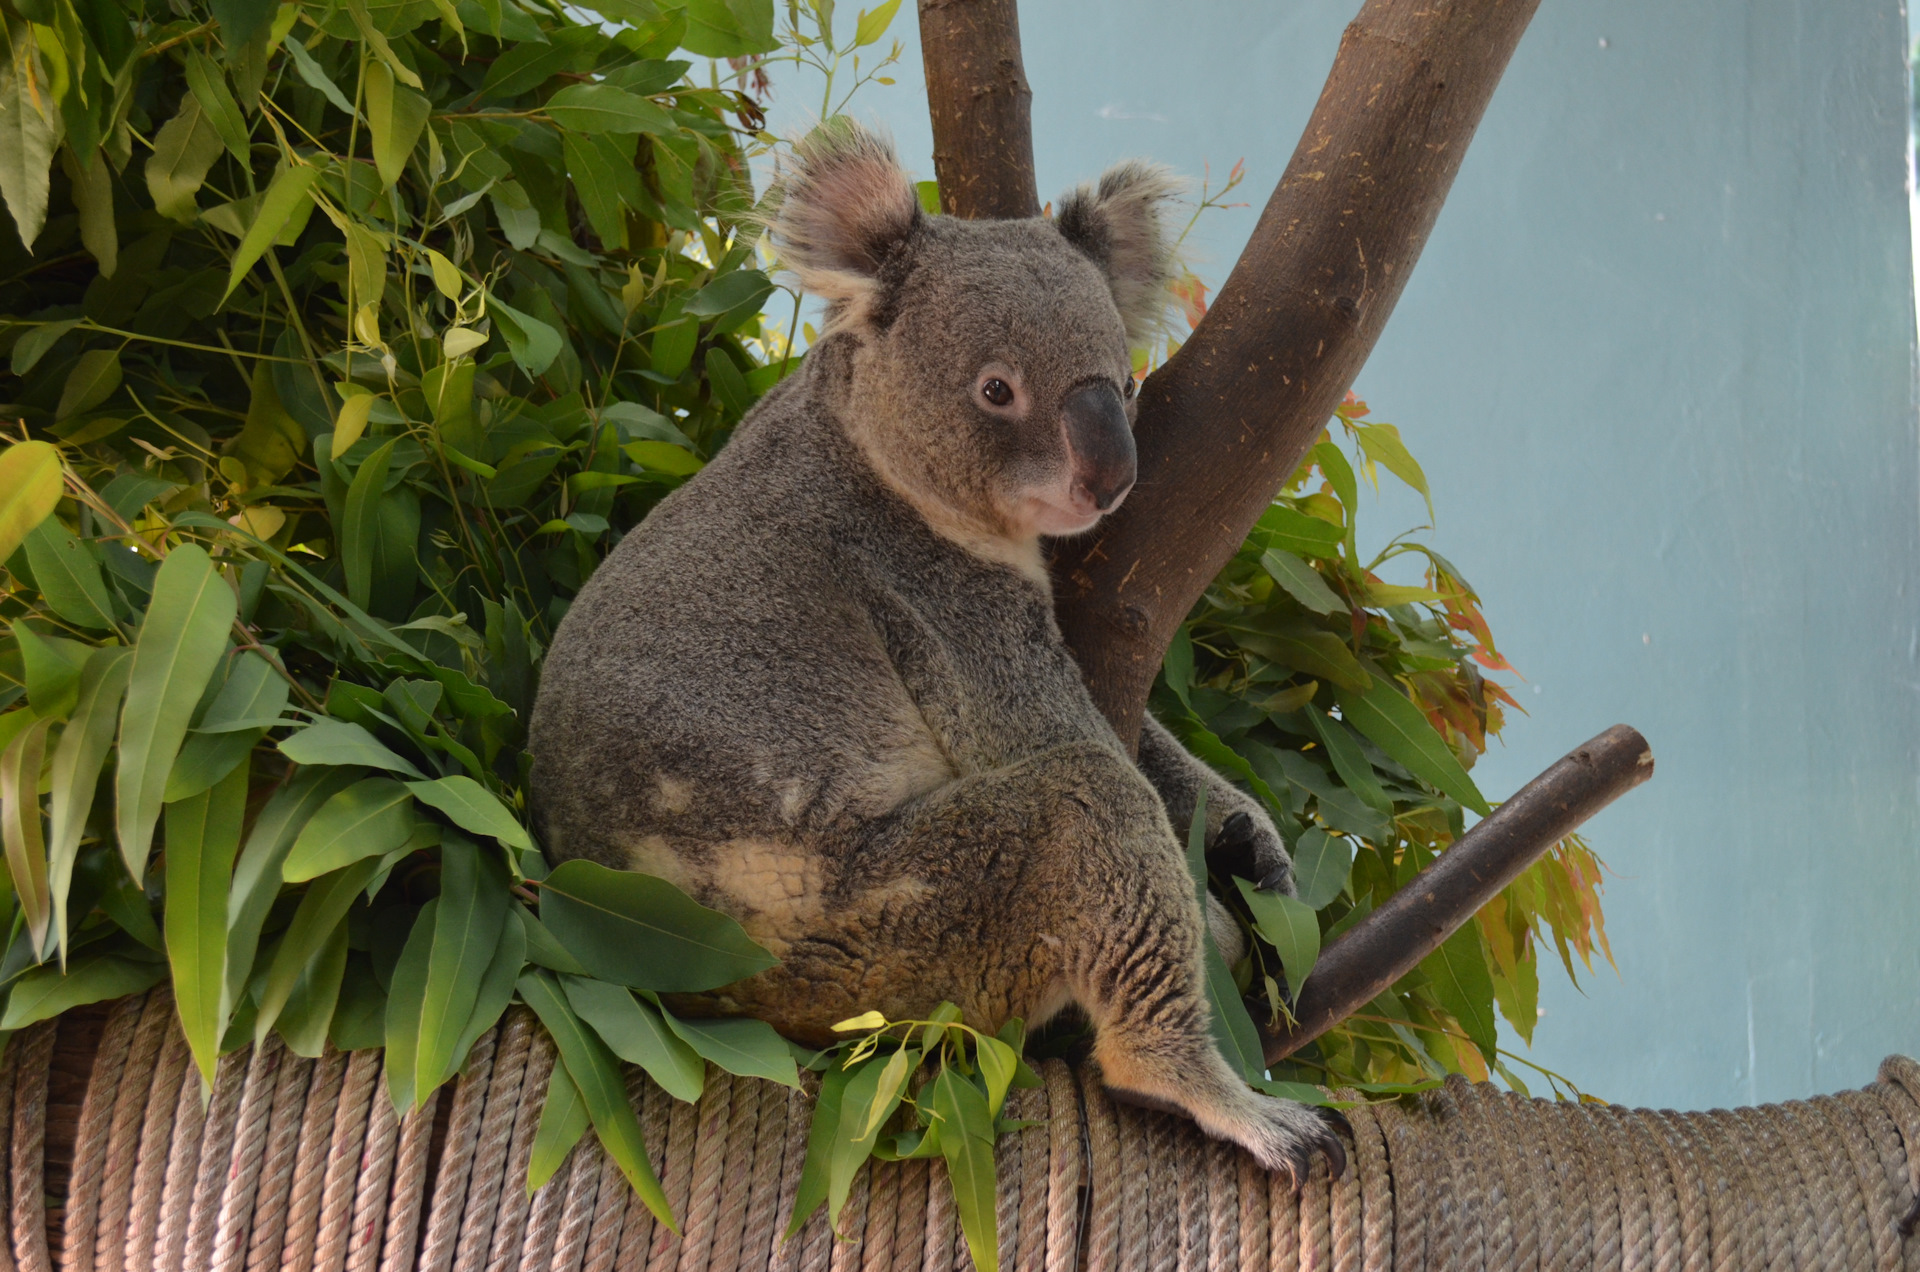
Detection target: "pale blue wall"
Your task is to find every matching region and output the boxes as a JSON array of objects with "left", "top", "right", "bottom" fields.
[{"left": 762, "top": 0, "right": 1920, "bottom": 1110}]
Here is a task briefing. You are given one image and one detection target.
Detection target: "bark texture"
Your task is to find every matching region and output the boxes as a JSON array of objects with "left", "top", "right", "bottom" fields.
[{"left": 916, "top": 0, "right": 1041, "bottom": 219}]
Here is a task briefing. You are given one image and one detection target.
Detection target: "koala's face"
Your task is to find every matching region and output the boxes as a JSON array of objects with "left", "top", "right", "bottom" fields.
[
  {"left": 865, "top": 219, "right": 1141, "bottom": 540},
  {"left": 768, "top": 122, "right": 1177, "bottom": 558}
]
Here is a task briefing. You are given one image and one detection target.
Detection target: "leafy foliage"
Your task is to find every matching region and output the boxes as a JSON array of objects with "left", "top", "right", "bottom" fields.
[
  {"left": 0, "top": 0, "right": 1608, "bottom": 1258},
  {"left": 1155, "top": 391, "right": 1612, "bottom": 1099}
]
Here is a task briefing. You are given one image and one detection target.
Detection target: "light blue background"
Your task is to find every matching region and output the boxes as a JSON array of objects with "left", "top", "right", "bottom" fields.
[{"left": 759, "top": 0, "right": 1920, "bottom": 1111}]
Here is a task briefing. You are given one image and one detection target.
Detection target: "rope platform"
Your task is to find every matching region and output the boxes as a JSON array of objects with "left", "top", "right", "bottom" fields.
[{"left": 5, "top": 991, "right": 1917, "bottom": 1271}]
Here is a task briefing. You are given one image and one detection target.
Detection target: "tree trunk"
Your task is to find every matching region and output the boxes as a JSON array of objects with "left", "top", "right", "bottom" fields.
[
  {"left": 919, "top": 0, "right": 1543, "bottom": 748},
  {"left": 915, "top": 0, "right": 1041, "bottom": 219}
]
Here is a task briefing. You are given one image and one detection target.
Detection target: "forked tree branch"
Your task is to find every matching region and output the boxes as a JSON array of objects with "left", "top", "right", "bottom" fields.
[
  {"left": 916, "top": 0, "right": 1041, "bottom": 219},
  {"left": 921, "top": 0, "right": 1543, "bottom": 747}
]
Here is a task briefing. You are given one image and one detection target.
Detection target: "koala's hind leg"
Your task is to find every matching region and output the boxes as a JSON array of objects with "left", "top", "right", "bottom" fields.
[{"left": 864, "top": 741, "right": 1346, "bottom": 1185}]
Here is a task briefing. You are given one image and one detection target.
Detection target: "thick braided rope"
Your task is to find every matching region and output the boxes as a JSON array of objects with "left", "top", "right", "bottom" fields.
[
  {"left": 13, "top": 1008, "right": 1920, "bottom": 1272},
  {"left": 278, "top": 1049, "right": 351, "bottom": 1272},
  {"left": 93, "top": 987, "right": 175, "bottom": 1272},
  {"left": 57, "top": 991, "right": 142, "bottom": 1272},
  {"left": 228, "top": 1040, "right": 315, "bottom": 1272},
  {"left": 208, "top": 1033, "right": 291, "bottom": 1272},
  {"left": 0, "top": 1009, "right": 19, "bottom": 1272}
]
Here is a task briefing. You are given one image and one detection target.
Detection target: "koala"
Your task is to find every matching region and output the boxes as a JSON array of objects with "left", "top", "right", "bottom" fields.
[{"left": 529, "top": 121, "right": 1346, "bottom": 1183}]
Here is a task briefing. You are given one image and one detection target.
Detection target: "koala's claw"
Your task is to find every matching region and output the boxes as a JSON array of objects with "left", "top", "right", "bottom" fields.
[
  {"left": 1257, "top": 863, "right": 1293, "bottom": 893},
  {"left": 1210, "top": 810, "right": 1296, "bottom": 894},
  {"left": 1277, "top": 1107, "right": 1351, "bottom": 1191}
]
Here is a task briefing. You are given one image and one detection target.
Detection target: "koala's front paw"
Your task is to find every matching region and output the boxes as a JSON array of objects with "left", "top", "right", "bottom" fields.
[
  {"left": 1212, "top": 809, "right": 1295, "bottom": 894},
  {"left": 1243, "top": 1098, "right": 1350, "bottom": 1190}
]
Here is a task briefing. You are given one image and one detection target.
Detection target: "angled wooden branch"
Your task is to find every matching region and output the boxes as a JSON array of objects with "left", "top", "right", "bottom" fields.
[{"left": 1264, "top": 725, "right": 1655, "bottom": 1064}]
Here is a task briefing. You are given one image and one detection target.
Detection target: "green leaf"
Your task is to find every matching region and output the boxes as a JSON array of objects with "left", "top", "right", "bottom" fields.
[
  {"left": 1287, "top": 828, "right": 1354, "bottom": 911},
  {"left": 914, "top": 180, "right": 941, "bottom": 214},
  {"left": 63, "top": 146, "right": 116, "bottom": 276},
  {"left": 516, "top": 903, "right": 589, "bottom": 975},
  {"left": 274, "top": 919, "right": 350, "bottom": 1057},
  {"left": 282, "top": 777, "right": 417, "bottom": 882},
  {"left": 559, "top": 975, "right": 704, "bottom": 1102},
  {"left": 1304, "top": 709, "right": 1392, "bottom": 813},
  {"left": 929, "top": 1065, "right": 1000, "bottom": 1272},
  {"left": 683, "top": 268, "right": 774, "bottom": 318},
  {"left": 48, "top": 648, "right": 131, "bottom": 961},
  {"left": 163, "top": 726, "right": 263, "bottom": 803},
  {"left": 622, "top": 439, "right": 703, "bottom": 476},
  {"left": 1355, "top": 423, "right": 1432, "bottom": 517},
  {"left": 544, "top": 84, "right": 673, "bottom": 135},
  {"left": 658, "top": 1008, "right": 799, "bottom": 1088},
  {"left": 1260, "top": 549, "right": 1344, "bottom": 616},
  {"left": 785, "top": 1061, "right": 851, "bottom": 1238},
  {"left": 448, "top": 903, "right": 525, "bottom": 1067},
  {"left": 255, "top": 856, "right": 382, "bottom": 1040},
  {"left": 145, "top": 95, "right": 227, "bottom": 223},
  {"left": 405, "top": 776, "right": 531, "bottom": 849},
  {"left": 224, "top": 164, "right": 321, "bottom": 299},
  {"left": 487, "top": 294, "right": 562, "bottom": 375},
  {"left": 412, "top": 836, "right": 510, "bottom": 1099},
  {"left": 339, "top": 436, "right": 397, "bottom": 611},
  {"left": 1258, "top": 506, "right": 1344, "bottom": 559},
  {"left": 57, "top": 348, "right": 121, "bottom": 420},
  {"left": 383, "top": 898, "right": 435, "bottom": 1112},
  {"left": 974, "top": 1035, "right": 1020, "bottom": 1118},
  {"left": 0, "top": 440, "right": 63, "bottom": 564},
  {"left": 1236, "top": 877, "right": 1320, "bottom": 997},
  {"left": 13, "top": 620, "right": 85, "bottom": 719},
  {"left": 281, "top": 35, "right": 357, "bottom": 118},
  {"left": 1333, "top": 671, "right": 1489, "bottom": 814},
  {"left": 852, "top": 0, "right": 901, "bottom": 46},
  {"left": 680, "top": 0, "right": 778, "bottom": 57},
  {"left": 9, "top": 321, "right": 77, "bottom": 375},
  {"left": 828, "top": 1051, "right": 906, "bottom": 1226},
  {"left": 208, "top": 0, "right": 279, "bottom": 47},
  {"left": 1161, "top": 626, "right": 1193, "bottom": 708},
  {"left": 278, "top": 719, "right": 426, "bottom": 778},
  {"left": 538, "top": 859, "right": 778, "bottom": 992},
  {"left": 560, "top": 131, "right": 639, "bottom": 250},
  {"left": 1, "top": 715, "right": 54, "bottom": 951},
  {"left": 0, "top": 951, "right": 165, "bottom": 1030},
  {"left": 197, "top": 651, "right": 291, "bottom": 732},
  {"left": 183, "top": 47, "right": 250, "bottom": 163},
  {"left": 0, "top": 14, "right": 61, "bottom": 248},
  {"left": 116, "top": 543, "right": 237, "bottom": 885},
  {"left": 165, "top": 757, "right": 250, "bottom": 1088},
  {"left": 226, "top": 766, "right": 363, "bottom": 1013},
  {"left": 518, "top": 970, "right": 676, "bottom": 1230},
  {"left": 365, "top": 59, "right": 430, "bottom": 187},
  {"left": 24, "top": 518, "right": 115, "bottom": 629},
  {"left": 528, "top": 1062, "right": 591, "bottom": 1194},
  {"left": 1182, "top": 790, "right": 1265, "bottom": 1081},
  {"left": 1421, "top": 923, "right": 1498, "bottom": 1062},
  {"left": 1230, "top": 622, "right": 1370, "bottom": 692}
]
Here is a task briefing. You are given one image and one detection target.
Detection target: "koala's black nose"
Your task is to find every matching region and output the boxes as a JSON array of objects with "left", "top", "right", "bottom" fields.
[{"left": 1063, "top": 382, "right": 1137, "bottom": 512}]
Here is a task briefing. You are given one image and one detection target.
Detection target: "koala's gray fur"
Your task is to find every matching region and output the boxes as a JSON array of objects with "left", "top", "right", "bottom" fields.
[{"left": 530, "top": 121, "right": 1345, "bottom": 1183}]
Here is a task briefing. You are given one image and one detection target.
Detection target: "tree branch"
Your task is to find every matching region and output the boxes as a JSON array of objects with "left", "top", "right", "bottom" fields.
[
  {"left": 916, "top": 0, "right": 1040, "bottom": 219},
  {"left": 1051, "top": 0, "right": 1543, "bottom": 746},
  {"left": 1263, "top": 725, "right": 1654, "bottom": 1064}
]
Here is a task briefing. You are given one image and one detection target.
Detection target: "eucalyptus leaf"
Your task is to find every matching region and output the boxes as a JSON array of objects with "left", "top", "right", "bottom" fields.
[{"left": 538, "top": 859, "right": 778, "bottom": 992}]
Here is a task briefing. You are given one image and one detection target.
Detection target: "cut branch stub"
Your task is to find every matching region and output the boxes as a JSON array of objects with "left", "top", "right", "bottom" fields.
[
  {"left": 1264, "top": 724, "right": 1655, "bottom": 1065},
  {"left": 1052, "top": 0, "right": 1544, "bottom": 746},
  {"left": 916, "top": 0, "right": 1041, "bottom": 219}
]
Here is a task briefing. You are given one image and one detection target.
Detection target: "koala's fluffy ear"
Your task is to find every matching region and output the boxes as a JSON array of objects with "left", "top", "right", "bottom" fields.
[
  {"left": 1055, "top": 162, "right": 1182, "bottom": 345},
  {"left": 764, "top": 120, "right": 922, "bottom": 327}
]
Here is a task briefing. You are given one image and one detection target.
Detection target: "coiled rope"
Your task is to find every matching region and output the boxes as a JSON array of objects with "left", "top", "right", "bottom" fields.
[{"left": 7, "top": 993, "right": 1917, "bottom": 1272}]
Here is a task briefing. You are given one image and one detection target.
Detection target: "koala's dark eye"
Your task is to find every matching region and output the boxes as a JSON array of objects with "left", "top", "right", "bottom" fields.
[
  {"left": 1123, "top": 377, "right": 1138, "bottom": 400},
  {"left": 981, "top": 378, "right": 1014, "bottom": 407}
]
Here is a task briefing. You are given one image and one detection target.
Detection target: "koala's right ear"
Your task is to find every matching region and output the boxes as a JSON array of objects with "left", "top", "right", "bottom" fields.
[{"left": 764, "top": 120, "right": 922, "bottom": 328}]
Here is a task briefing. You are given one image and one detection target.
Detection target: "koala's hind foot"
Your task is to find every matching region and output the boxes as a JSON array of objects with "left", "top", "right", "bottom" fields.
[{"left": 1090, "top": 1009, "right": 1349, "bottom": 1188}]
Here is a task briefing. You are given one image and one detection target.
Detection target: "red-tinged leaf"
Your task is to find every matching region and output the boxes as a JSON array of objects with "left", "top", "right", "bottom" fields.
[{"left": 1469, "top": 648, "right": 1518, "bottom": 673}]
